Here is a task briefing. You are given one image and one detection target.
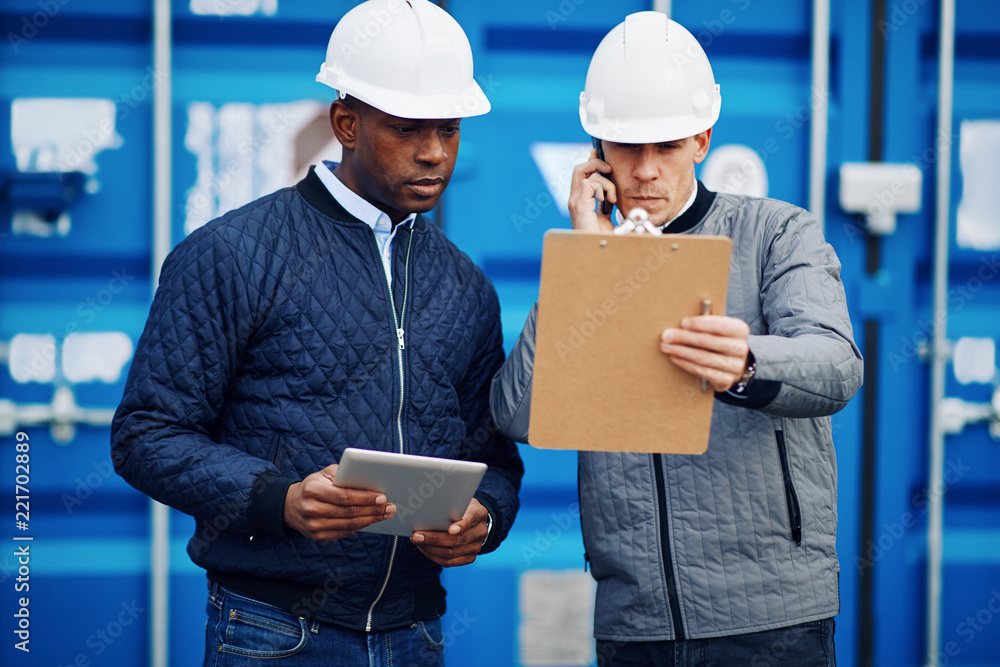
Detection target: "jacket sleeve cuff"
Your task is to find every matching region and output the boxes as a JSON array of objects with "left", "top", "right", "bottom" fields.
[
  {"left": 474, "top": 492, "right": 503, "bottom": 554},
  {"left": 247, "top": 472, "right": 298, "bottom": 540},
  {"left": 715, "top": 377, "right": 783, "bottom": 409}
]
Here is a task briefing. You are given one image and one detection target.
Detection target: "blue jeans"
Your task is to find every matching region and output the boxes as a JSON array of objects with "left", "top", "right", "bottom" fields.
[
  {"left": 596, "top": 618, "right": 835, "bottom": 667},
  {"left": 204, "top": 583, "right": 445, "bottom": 667}
]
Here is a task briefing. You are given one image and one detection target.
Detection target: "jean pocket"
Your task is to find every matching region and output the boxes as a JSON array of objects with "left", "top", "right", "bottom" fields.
[
  {"left": 216, "top": 589, "right": 308, "bottom": 659},
  {"left": 415, "top": 618, "right": 444, "bottom": 651}
]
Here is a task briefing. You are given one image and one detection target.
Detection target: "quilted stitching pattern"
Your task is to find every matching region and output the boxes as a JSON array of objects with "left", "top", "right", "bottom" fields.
[
  {"left": 111, "top": 176, "right": 522, "bottom": 630},
  {"left": 579, "top": 195, "right": 861, "bottom": 639},
  {"left": 493, "top": 192, "right": 862, "bottom": 640}
]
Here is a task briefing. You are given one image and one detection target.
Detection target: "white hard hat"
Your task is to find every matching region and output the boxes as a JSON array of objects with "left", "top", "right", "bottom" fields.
[
  {"left": 580, "top": 12, "right": 721, "bottom": 143},
  {"left": 316, "top": 0, "right": 490, "bottom": 119}
]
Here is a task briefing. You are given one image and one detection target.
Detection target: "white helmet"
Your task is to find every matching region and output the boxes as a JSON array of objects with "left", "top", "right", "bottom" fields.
[
  {"left": 580, "top": 12, "right": 721, "bottom": 143},
  {"left": 316, "top": 0, "right": 490, "bottom": 119}
]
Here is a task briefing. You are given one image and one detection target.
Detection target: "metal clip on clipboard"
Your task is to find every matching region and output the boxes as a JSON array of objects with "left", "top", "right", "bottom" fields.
[
  {"left": 615, "top": 208, "right": 712, "bottom": 393},
  {"left": 613, "top": 207, "right": 662, "bottom": 235}
]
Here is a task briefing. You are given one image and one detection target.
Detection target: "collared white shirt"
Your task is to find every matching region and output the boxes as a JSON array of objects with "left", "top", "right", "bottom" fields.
[
  {"left": 613, "top": 182, "right": 699, "bottom": 230},
  {"left": 315, "top": 161, "right": 416, "bottom": 288}
]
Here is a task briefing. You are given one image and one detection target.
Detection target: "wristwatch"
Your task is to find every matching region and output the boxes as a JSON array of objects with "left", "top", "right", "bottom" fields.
[
  {"left": 731, "top": 352, "right": 757, "bottom": 394},
  {"left": 481, "top": 511, "right": 493, "bottom": 547}
]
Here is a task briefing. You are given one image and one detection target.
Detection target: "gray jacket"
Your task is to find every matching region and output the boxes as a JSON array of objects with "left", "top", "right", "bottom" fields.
[{"left": 490, "top": 187, "right": 863, "bottom": 641}]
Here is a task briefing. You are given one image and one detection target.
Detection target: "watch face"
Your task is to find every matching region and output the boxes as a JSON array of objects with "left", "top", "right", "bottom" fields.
[
  {"left": 482, "top": 514, "right": 494, "bottom": 547},
  {"left": 735, "top": 361, "right": 756, "bottom": 393}
]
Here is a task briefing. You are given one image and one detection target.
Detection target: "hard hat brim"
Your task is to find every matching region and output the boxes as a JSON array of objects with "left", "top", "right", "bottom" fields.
[
  {"left": 580, "top": 93, "right": 721, "bottom": 144},
  {"left": 318, "top": 67, "right": 490, "bottom": 119}
]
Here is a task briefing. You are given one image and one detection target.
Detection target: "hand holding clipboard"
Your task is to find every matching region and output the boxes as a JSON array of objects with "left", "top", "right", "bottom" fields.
[{"left": 529, "top": 212, "right": 732, "bottom": 455}]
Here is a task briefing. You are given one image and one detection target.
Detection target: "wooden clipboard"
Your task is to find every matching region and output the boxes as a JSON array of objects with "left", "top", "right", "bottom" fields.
[{"left": 530, "top": 229, "right": 732, "bottom": 454}]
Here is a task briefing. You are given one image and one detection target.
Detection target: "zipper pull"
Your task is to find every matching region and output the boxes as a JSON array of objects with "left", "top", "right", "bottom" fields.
[{"left": 396, "top": 328, "right": 405, "bottom": 350}]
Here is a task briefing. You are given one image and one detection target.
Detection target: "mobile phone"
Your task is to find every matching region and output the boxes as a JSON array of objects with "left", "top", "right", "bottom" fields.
[{"left": 592, "top": 137, "right": 613, "bottom": 216}]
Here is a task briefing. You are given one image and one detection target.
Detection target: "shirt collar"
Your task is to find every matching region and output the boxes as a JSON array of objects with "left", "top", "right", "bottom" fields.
[
  {"left": 613, "top": 181, "right": 699, "bottom": 230},
  {"left": 317, "top": 160, "right": 416, "bottom": 231},
  {"left": 661, "top": 182, "right": 699, "bottom": 230}
]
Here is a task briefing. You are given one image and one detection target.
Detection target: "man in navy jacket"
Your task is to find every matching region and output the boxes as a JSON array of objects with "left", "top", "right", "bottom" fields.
[{"left": 111, "top": 2, "right": 522, "bottom": 665}]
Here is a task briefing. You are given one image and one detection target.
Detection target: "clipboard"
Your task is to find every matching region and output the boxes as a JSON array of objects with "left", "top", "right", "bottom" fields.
[{"left": 529, "top": 222, "right": 732, "bottom": 454}]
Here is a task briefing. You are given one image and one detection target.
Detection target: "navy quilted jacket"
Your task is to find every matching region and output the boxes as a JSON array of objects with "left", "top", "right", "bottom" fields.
[{"left": 111, "top": 167, "right": 523, "bottom": 631}]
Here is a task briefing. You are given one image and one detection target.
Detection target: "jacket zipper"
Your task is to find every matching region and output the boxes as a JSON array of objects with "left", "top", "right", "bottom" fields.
[
  {"left": 577, "top": 458, "right": 589, "bottom": 572},
  {"left": 652, "top": 454, "right": 686, "bottom": 640},
  {"left": 775, "top": 430, "right": 803, "bottom": 545},
  {"left": 365, "top": 226, "right": 415, "bottom": 632}
]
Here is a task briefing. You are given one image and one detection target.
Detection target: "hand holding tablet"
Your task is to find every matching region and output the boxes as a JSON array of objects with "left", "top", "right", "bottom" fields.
[
  {"left": 333, "top": 448, "right": 488, "bottom": 537},
  {"left": 282, "top": 462, "right": 397, "bottom": 542}
]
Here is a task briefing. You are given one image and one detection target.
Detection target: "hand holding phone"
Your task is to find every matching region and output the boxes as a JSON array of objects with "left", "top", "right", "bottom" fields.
[{"left": 567, "top": 140, "right": 616, "bottom": 233}]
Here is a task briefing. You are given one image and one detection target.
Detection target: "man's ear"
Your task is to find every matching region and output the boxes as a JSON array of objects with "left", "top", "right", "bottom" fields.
[
  {"left": 330, "top": 100, "right": 358, "bottom": 151},
  {"left": 692, "top": 128, "right": 713, "bottom": 164}
]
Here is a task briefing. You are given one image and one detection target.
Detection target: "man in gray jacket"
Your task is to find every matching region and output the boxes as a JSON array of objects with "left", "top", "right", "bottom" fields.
[{"left": 490, "top": 12, "right": 862, "bottom": 667}]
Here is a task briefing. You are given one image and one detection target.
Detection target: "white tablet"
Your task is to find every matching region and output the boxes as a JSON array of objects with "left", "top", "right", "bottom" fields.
[{"left": 334, "top": 448, "right": 488, "bottom": 537}]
